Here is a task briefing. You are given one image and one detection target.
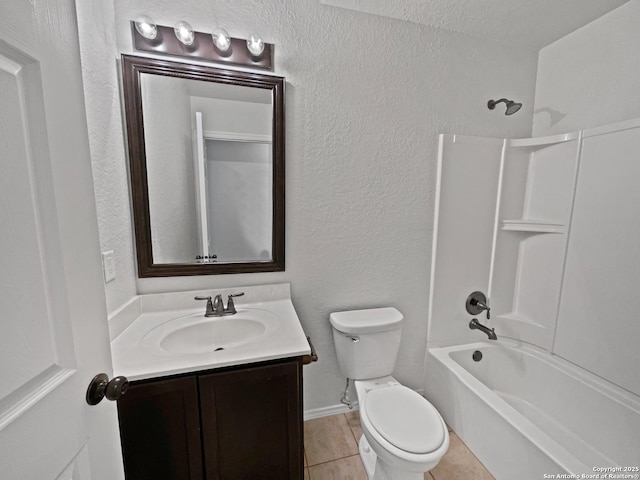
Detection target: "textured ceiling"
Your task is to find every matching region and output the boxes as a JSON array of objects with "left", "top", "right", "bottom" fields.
[{"left": 320, "top": 0, "right": 630, "bottom": 49}]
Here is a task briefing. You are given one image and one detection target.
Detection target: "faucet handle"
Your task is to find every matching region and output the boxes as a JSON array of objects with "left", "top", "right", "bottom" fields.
[
  {"left": 474, "top": 300, "right": 490, "bottom": 320},
  {"left": 466, "top": 291, "right": 490, "bottom": 320},
  {"left": 225, "top": 292, "right": 244, "bottom": 314},
  {"left": 194, "top": 296, "right": 215, "bottom": 316}
]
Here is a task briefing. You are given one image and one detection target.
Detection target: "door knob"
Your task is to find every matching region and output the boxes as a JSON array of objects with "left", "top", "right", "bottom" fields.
[{"left": 86, "top": 373, "right": 129, "bottom": 405}]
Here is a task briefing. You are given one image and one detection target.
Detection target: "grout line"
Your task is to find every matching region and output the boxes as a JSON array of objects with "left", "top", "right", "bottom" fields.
[
  {"left": 306, "top": 453, "right": 361, "bottom": 468},
  {"left": 340, "top": 413, "right": 357, "bottom": 438},
  {"left": 304, "top": 413, "right": 360, "bottom": 467},
  {"left": 344, "top": 413, "right": 362, "bottom": 445},
  {"left": 306, "top": 452, "right": 359, "bottom": 467}
]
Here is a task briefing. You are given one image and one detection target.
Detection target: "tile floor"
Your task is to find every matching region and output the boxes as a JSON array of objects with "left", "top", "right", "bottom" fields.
[{"left": 303, "top": 411, "right": 495, "bottom": 480}]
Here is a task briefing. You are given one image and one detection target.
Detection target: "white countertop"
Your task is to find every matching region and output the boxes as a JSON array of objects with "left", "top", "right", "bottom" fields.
[{"left": 110, "top": 284, "right": 311, "bottom": 381}]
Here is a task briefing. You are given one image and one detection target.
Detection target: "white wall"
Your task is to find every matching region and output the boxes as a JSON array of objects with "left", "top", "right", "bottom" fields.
[
  {"left": 77, "top": 0, "right": 537, "bottom": 411},
  {"left": 533, "top": 0, "right": 640, "bottom": 136},
  {"left": 191, "top": 96, "right": 272, "bottom": 137}
]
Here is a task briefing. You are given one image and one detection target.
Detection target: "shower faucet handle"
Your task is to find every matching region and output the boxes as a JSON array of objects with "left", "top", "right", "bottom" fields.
[{"left": 466, "top": 291, "right": 490, "bottom": 320}]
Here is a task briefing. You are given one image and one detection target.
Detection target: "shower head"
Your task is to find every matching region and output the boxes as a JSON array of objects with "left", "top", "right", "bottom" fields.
[{"left": 488, "top": 98, "right": 522, "bottom": 115}]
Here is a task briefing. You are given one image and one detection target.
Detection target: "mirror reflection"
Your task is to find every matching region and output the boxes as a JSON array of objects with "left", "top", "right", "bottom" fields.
[
  {"left": 141, "top": 74, "right": 273, "bottom": 264},
  {"left": 121, "top": 55, "right": 285, "bottom": 277}
]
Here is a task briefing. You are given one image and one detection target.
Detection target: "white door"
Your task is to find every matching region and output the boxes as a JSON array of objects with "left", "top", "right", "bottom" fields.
[
  {"left": 0, "top": 0, "right": 124, "bottom": 479},
  {"left": 194, "top": 111, "right": 210, "bottom": 258}
]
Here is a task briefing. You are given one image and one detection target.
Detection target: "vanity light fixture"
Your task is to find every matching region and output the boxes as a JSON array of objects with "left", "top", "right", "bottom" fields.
[
  {"left": 211, "top": 28, "right": 231, "bottom": 52},
  {"left": 131, "top": 19, "right": 273, "bottom": 70},
  {"left": 174, "top": 20, "right": 195, "bottom": 46},
  {"left": 134, "top": 15, "right": 157, "bottom": 40},
  {"left": 246, "top": 34, "right": 265, "bottom": 56}
]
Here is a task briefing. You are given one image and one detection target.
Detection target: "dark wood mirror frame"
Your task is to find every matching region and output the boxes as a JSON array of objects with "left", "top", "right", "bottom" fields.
[{"left": 121, "top": 54, "right": 285, "bottom": 277}]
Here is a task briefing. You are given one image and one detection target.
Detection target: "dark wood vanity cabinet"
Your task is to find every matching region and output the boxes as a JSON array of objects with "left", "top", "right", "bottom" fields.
[
  {"left": 117, "top": 358, "right": 303, "bottom": 480},
  {"left": 116, "top": 376, "right": 203, "bottom": 479}
]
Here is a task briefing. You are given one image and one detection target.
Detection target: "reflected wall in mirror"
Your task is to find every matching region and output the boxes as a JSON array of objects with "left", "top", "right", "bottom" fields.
[{"left": 121, "top": 55, "right": 284, "bottom": 276}]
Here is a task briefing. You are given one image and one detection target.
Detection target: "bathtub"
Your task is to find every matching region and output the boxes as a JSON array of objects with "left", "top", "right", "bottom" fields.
[{"left": 424, "top": 340, "right": 640, "bottom": 479}]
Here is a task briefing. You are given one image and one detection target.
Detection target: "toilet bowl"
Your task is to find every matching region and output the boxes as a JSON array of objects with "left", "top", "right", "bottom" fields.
[
  {"left": 355, "top": 377, "right": 449, "bottom": 479},
  {"left": 330, "top": 308, "right": 449, "bottom": 479}
]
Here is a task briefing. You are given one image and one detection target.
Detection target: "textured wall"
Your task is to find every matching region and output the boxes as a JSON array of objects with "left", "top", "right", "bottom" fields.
[
  {"left": 78, "top": 0, "right": 536, "bottom": 411},
  {"left": 533, "top": 1, "right": 640, "bottom": 136},
  {"left": 75, "top": 1, "right": 138, "bottom": 313}
]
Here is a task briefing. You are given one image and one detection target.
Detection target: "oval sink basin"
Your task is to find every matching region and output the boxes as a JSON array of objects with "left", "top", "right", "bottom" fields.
[{"left": 142, "top": 309, "right": 280, "bottom": 355}]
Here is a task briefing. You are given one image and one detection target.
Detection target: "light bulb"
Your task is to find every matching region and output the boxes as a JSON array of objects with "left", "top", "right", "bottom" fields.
[
  {"left": 246, "top": 34, "right": 265, "bottom": 56},
  {"left": 174, "top": 21, "right": 195, "bottom": 46},
  {"left": 212, "top": 28, "right": 231, "bottom": 52},
  {"left": 134, "top": 15, "right": 157, "bottom": 40}
]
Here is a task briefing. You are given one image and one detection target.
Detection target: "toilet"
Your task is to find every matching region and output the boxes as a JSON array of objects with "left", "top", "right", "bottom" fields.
[{"left": 330, "top": 307, "right": 449, "bottom": 480}]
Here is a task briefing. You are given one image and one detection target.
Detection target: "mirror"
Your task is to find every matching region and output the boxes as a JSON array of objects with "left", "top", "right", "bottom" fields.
[{"left": 121, "top": 55, "right": 284, "bottom": 276}]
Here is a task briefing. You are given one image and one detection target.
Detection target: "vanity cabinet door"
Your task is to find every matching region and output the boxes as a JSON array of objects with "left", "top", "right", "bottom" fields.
[
  {"left": 117, "top": 376, "right": 203, "bottom": 480},
  {"left": 199, "top": 360, "right": 303, "bottom": 479}
]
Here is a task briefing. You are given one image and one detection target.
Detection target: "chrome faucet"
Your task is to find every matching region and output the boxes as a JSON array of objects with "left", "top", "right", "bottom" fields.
[
  {"left": 195, "top": 292, "right": 245, "bottom": 317},
  {"left": 469, "top": 318, "right": 497, "bottom": 340}
]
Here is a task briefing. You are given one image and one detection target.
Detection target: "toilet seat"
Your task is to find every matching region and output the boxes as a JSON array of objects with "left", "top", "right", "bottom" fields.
[{"left": 363, "top": 385, "right": 446, "bottom": 455}]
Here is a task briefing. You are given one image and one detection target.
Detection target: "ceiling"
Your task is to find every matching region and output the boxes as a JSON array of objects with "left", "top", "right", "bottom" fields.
[{"left": 320, "top": 0, "right": 630, "bottom": 49}]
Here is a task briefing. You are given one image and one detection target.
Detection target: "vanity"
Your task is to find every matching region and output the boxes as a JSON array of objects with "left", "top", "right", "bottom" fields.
[
  {"left": 110, "top": 284, "right": 311, "bottom": 479},
  {"left": 115, "top": 41, "right": 301, "bottom": 478}
]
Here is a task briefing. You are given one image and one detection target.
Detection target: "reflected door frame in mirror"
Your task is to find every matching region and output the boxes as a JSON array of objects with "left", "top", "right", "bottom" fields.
[{"left": 121, "top": 54, "right": 285, "bottom": 276}]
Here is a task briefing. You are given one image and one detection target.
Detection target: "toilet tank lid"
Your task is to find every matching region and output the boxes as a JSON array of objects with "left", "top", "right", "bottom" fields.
[{"left": 329, "top": 307, "right": 403, "bottom": 334}]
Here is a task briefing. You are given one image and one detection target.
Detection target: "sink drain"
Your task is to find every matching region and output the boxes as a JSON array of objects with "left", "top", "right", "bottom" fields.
[{"left": 472, "top": 350, "right": 483, "bottom": 362}]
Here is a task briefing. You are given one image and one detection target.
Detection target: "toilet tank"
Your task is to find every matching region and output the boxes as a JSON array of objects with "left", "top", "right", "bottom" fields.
[{"left": 329, "top": 307, "right": 403, "bottom": 380}]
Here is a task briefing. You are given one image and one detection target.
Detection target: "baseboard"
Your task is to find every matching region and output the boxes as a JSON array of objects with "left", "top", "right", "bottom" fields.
[
  {"left": 303, "top": 402, "right": 359, "bottom": 421},
  {"left": 303, "top": 387, "right": 425, "bottom": 421}
]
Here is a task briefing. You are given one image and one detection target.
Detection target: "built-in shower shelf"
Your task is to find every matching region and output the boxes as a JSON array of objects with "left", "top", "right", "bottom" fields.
[
  {"left": 507, "top": 132, "right": 579, "bottom": 149},
  {"left": 494, "top": 313, "right": 545, "bottom": 328},
  {"left": 501, "top": 219, "right": 565, "bottom": 234}
]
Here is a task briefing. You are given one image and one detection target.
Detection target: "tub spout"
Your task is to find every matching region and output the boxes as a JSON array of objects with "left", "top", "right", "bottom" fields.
[{"left": 469, "top": 318, "right": 497, "bottom": 340}]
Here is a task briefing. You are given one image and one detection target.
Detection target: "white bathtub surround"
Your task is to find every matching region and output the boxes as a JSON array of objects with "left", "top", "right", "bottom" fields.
[
  {"left": 110, "top": 283, "right": 310, "bottom": 381},
  {"left": 428, "top": 131, "right": 581, "bottom": 350},
  {"left": 553, "top": 119, "right": 640, "bottom": 398},
  {"left": 427, "top": 117, "right": 640, "bottom": 476},
  {"left": 425, "top": 341, "right": 640, "bottom": 477},
  {"left": 429, "top": 119, "right": 640, "bottom": 391}
]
